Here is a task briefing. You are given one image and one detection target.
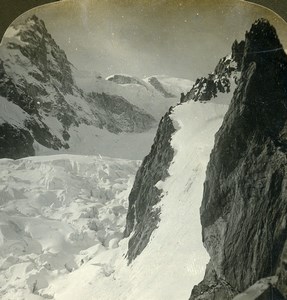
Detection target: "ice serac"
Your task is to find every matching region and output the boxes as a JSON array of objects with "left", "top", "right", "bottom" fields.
[
  {"left": 190, "top": 19, "right": 287, "bottom": 299},
  {"left": 0, "top": 15, "right": 156, "bottom": 159}
]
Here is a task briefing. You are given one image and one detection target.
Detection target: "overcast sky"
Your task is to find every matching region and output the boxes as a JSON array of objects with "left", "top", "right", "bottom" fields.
[{"left": 11, "top": 0, "right": 287, "bottom": 80}]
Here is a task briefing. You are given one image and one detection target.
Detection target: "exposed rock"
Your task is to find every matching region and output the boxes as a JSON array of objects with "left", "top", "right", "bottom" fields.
[
  {"left": 181, "top": 53, "right": 239, "bottom": 103},
  {"left": 6, "top": 15, "right": 74, "bottom": 95},
  {"left": 232, "top": 277, "right": 285, "bottom": 300},
  {"left": 231, "top": 40, "right": 245, "bottom": 70},
  {"left": 0, "top": 123, "right": 35, "bottom": 159},
  {"left": 87, "top": 92, "right": 156, "bottom": 133},
  {"left": 147, "top": 76, "right": 176, "bottom": 98},
  {"left": 190, "top": 19, "right": 287, "bottom": 299},
  {"left": 106, "top": 74, "right": 147, "bottom": 88},
  {"left": 124, "top": 111, "right": 176, "bottom": 262}
]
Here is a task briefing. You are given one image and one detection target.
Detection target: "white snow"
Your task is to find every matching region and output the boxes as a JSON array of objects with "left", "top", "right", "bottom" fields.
[
  {"left": 0, "top": 96, "right": 29, "bottom": 127},
  {"left": 0, "top": 155, "right": 140, "bottom": 300},
  {"left": 2, "top": 26, "right": 21, "bottom": 40},
  {"left": 34, "top": 124, "right": 158, "bottom": 160},
  {"left": 0, "top": 94, "right": 230, "bottom": 300},
  {"left": 31, "top": 98, "right": 228, "bottom": 300}
]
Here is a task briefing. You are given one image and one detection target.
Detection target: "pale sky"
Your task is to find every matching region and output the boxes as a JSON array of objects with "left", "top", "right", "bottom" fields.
[{"left": 12, "top": 0, "right": 287, "bottom": 80}]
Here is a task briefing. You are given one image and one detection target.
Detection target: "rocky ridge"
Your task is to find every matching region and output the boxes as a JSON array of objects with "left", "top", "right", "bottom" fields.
[
  {"left": 190, "top": 18, "right": 287, "bottom": 300},
  {"left": 146, "top": 76, "right": 176, "bottom": 98}
]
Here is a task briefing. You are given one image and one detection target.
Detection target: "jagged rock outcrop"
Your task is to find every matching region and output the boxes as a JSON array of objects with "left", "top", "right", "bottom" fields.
[
  {"left": 190, "top": 19, "right": 287, "bottom": 299},
  {"left": 0, "top": 15, "right": 156, "bottom": 159},
  {"left": 124, "top": 110, "right": 176, "bottom": 262},
  {"left": 147, "top": 76, "right": 176, "bottom": 98},
  {"left": 106, "top": 74, "right": 147, "bottom": 88},
  {"left": 231, "top": 40, "right": 245, "bottom": 70},
  {"left": 181, "top": 52, "right": 239, "bottom": 103}
]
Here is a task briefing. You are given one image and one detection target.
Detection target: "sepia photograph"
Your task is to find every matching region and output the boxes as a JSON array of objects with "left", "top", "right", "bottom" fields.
[{"left": 0, "top": 1, "right": 287, "bottom": 299}]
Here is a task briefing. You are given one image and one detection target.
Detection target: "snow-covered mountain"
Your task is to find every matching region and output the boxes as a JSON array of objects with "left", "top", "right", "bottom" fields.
[
  {"left": 75, "top": 72, "right": 194, "bottom": 120},
  {"left": 0, "top": 15, "right": 193, "bottom": 160}
]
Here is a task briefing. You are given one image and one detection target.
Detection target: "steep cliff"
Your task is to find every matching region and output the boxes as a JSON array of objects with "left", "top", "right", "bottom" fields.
[
  {"left": 124, "top": 111, "right": 176, "bottom": 262},
  {"left": 190, "top": 19, "right": 287, "bottom": 300}
]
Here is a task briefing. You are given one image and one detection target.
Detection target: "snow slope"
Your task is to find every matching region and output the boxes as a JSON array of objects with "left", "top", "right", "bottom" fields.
[{"left": 0, "top": 155, "right": 140, "bottom": 300}]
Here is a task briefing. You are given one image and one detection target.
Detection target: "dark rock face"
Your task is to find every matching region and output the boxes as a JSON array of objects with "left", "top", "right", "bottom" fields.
[
  {"left": 6, "top": 15, "right": 74, "bottom": 95},
  {"left": 0, "top": 123, "right": 35, "bottom": 159},
  {"left": 147, "top": 76, "right": 176, "bottom": 98},
  {"left": 233, "top": 277, "right": 285, "bottom": 300},
  {"left": 107, "top": 74, "right": 147, "bottom": 88},
  {"left": 190, "top": 19, "right": 287, "bottom": 299},
  {"left": 0, "top": 60, "right": 37, "bottom": 115},
  {"left": 231, "top": 40, "right": 245, "bottom": 70},
  {"left": 124, "top": 111, "right": 176, "bottom": 262},
  {"left": 87, "top": 92, "right": 156, "bottom": 133}
]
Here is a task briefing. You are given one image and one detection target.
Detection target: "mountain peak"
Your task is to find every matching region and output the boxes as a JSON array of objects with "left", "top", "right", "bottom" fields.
[
  {"left": 2, "top": 15, "right": 75, "bottom": 94},
  {"left": 14, "top": 14, "right": 50, "bottom": 41},
  {"left": 243, "top": 18, "right": 286, "bottom": 68}
]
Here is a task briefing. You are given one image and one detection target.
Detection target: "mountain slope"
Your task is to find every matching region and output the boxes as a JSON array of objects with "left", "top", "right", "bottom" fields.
[
  {"left": 0, "top": 15, "right": 157, "bottom": 159},
  {"left": 76, "top": 73, "right": 193, "bottom": 121}
]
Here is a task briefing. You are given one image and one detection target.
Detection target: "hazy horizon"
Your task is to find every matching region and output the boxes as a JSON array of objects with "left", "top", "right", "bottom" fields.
[{"left": 8, "top": 0, "right": 287, "bottom": 81}]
